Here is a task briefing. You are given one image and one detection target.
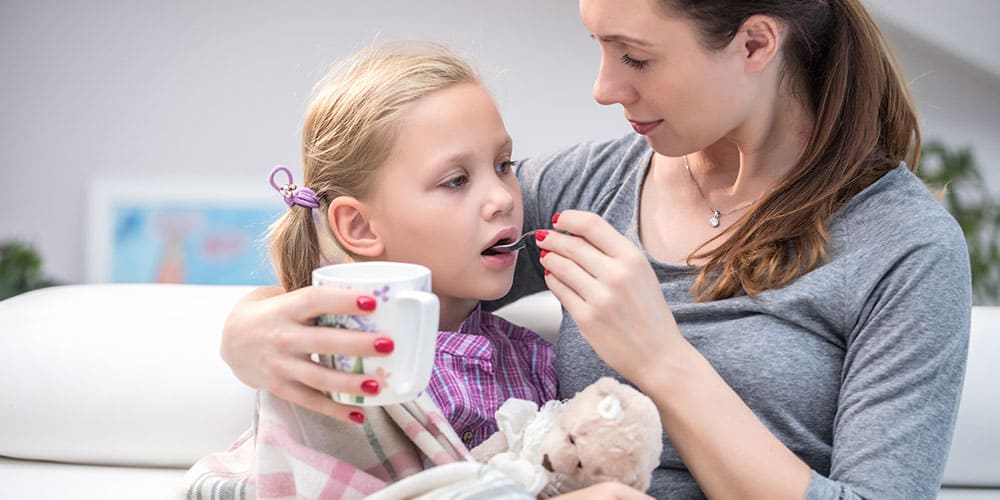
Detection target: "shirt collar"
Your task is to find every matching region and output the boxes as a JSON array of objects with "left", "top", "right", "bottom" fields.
[{"left": 455, "top": 302, "right": 484, "bottom": 334}]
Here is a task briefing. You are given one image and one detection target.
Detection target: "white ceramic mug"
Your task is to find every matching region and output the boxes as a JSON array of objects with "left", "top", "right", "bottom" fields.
[{"left": 312, "top": 262, "right": 439, "bottom": 406}]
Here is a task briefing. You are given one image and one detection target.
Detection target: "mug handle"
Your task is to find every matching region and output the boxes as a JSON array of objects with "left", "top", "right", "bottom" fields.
[{"left": 394, "top": 290, "right": 439, "bottom": 395}]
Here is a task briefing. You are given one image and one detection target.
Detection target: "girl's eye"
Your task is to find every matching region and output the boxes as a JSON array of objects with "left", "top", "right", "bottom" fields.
[
  {"left": 442, "top": 175, "right": 469, "bottom": 189},
  {"left": 495, "top": 159, "right": 518, "bottom": 175},
  {"left": 621, "top": 53, "right": 648, "bottom": 70}
]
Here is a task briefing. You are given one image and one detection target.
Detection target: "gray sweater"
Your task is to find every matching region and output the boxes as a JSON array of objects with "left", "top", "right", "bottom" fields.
[{"left": 496, "top": 134, "right": 971, "bottom": 499}]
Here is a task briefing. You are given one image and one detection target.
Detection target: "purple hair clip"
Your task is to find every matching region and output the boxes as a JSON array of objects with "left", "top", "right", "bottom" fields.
[{"left": 269, "top": 165, "right": 320, "bottom": 209}]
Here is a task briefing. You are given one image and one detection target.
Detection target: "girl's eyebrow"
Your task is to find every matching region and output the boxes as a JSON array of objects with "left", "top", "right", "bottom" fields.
[{"left": 430, "top": 135, "right": 514, "bottom": 167}]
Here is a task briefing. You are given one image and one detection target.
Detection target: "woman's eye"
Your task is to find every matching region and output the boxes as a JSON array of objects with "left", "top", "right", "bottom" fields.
[
  {"left": 442, "top": 175, "right": 468, "bottom": 189},
  {"left": 495, "top": 159, "right": 518, "bottom": 175},
  {"left": 621, "top": 53, "right": 648, "bottom": 70}
]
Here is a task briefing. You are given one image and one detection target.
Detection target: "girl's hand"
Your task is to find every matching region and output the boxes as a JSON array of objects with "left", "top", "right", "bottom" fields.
[
  {"left": 221, "top": 285, "right": 394, "bottom": 424},
  {"left": 552, "top": 482, "right": 653, "bottom": 500},
  {"left": 536, "top": 210, "right": 681, "bottom": 385}
]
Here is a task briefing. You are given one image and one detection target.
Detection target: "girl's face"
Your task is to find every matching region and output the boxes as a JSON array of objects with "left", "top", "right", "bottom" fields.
[
  {"left": 580, "top": 0, "right": 758, "bottom": 157},
  {"left": 365, "top": 82, "right": 522, "bottom": 306}
]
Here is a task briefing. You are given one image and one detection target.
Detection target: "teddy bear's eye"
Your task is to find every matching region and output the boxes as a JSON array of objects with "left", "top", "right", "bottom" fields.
[
  {"left": 568, "top": 435, "right": 575, "bottom": 445},
  {"left": 576, "top": 460, "right": 583, "bottom": 470}
]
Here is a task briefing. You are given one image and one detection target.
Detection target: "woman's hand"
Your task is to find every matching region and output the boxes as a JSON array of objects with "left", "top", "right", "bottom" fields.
[
  {"left": 535, "top": 210, "right": 681, "bottom": 386},
  {"left": 221, "top": 285, "right": 394, "bottom": 424},
  {"left": 553, "top": 482, "right": 653, "bottom": 500}
]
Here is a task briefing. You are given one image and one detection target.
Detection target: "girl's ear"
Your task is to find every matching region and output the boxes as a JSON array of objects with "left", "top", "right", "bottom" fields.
[
  {"left": 327, "top": 197, "right": 384, "bottom": 258},
  {"left": 738, "top": 15, "right": 781, "bottom": 73}
]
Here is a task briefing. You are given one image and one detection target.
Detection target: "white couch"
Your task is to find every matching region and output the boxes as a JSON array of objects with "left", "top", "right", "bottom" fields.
[{"left": 0, "top": 284, "right": 996, "bottom": 499}]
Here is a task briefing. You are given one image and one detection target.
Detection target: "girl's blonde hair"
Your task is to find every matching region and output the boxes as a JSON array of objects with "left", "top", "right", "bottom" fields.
[{"left": 267, "top": 42, "right": 480, "bottom": 291}]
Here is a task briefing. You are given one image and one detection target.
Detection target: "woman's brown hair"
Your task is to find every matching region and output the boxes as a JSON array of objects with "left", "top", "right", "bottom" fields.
[
  {"left": 267, "top": 42, "right": 479, "bottom": 291},
  {"left": 661, "top": 0, "right": 921, "bottom": 300}
]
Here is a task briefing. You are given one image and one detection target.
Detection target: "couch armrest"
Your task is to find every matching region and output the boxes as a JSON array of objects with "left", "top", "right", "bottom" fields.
[{"left": 0, "top": 284, "right": 258, "bottom": 468}]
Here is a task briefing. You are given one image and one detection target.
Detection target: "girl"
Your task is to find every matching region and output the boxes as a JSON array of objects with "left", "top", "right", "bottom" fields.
[
  {"left": 187, "top": 41, "right": 557, "bottom": 499},
  {"left": 261, "top": 41, "right": 556, "bottom": 436}
]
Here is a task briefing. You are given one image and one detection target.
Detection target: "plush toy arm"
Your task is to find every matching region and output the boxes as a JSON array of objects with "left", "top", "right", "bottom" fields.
[{"left": 471, "top": 430, "right": 508, "bottom": 463}]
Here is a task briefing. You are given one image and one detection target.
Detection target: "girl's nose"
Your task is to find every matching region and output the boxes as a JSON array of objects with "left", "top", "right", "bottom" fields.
[{"left": 484, "top": 181, "right": 516, "bottom": 219}]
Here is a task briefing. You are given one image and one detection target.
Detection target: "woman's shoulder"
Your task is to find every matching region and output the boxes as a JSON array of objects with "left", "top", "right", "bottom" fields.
[
  {"left": 825, "top": 164, "right": 971, "bottom": 310},
  {"left": 515, "top": 133, "right": 651, "bottom": 219},
  {"left": 516, "top": 133, "right": 649, "bottom": 188},
  {"left": 831, "top": 164, "right": 966, "bottom": 251}
]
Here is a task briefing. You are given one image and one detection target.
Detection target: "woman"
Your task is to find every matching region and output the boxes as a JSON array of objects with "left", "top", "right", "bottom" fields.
[{"left": 222, "top": 1, "right": 971, "bottom": 498}]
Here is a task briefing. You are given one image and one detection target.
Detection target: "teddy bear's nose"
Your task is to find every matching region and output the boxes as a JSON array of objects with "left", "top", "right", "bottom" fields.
[{"left": 541, "top": 454, "right": 554, "bottom": 473}]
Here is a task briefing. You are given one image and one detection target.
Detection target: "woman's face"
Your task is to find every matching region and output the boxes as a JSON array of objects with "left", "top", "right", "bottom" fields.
[{"left": 580, "top": 0, "right": 758, "bottom": 156}]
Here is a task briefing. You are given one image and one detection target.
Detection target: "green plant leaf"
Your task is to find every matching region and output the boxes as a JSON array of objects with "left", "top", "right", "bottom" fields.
[{"left": 918, "top": 140, "right": 1000, "bottom": 305}]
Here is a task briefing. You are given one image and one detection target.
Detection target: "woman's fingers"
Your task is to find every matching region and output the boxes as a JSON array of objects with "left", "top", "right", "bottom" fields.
[
  {"left": 277, "top": 284, "right": 378, "bottom": 323},
  {"left": 279, "top": 356, "right": 379, "bottom": 399},
  {"left": 221, "top": 284, "right": 393, "bottom": 394},
  {"left": 268, "top": 378, "right": 367, "bottom": 424},
  {"left": 551, "top": 210, "right": 637, "bottom": 260},
  {"left": 275, "top": 322, "right": 393, "bottom": 359}
]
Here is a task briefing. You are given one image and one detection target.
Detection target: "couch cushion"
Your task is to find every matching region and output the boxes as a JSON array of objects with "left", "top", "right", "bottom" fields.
[
  {"left": 0, "top": 284, "right": 258, "bottom": 468},
  {"left": 941, "top": 306, "right": 1000, "bottom": 487}
]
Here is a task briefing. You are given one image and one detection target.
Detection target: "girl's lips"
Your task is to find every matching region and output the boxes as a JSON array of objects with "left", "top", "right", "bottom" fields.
[
  {"left": 629, "top": 119, "right": 663, "bottom": 135},
  {"left": 481, "top": 250, "right": 517, "bottom": 269}
]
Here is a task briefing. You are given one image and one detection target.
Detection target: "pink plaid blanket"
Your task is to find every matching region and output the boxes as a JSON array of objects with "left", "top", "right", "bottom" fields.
[{"left": 180, "top": 390, "right": 489, "bottom": 499}]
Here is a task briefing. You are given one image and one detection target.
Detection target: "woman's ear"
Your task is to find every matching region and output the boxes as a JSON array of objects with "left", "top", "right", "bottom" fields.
[
  {"left": 327, "top": 197, "right": 384, "bottom": 258},
  {"left": 739, "top": 15, "right": 781, "bottom": 73}
]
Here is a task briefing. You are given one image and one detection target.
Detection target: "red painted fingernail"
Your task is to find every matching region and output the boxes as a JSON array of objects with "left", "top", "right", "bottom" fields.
[
  {"left": 374, "top": 337, "right": 395, "bottom": 354},
  {"left": 357, "top": 295, "right": 376, "bottom": 311},
  {"left": 349, "top": 411, "right": 366, "bottom": 424},
  {"left": 540, "top": 250, "right": 549, "bottom": 258},
  {"left": 552, "top": 212, "right": 560, "bottom": 224},
  {"left": 544, "top": 269, "right": 551, "bottom": 276},
  {"left": 535, "top": 230, "right": 549, "bottom": 241},
  {"left": 361, "top": 380, "right": 380, "bottom": 395}
]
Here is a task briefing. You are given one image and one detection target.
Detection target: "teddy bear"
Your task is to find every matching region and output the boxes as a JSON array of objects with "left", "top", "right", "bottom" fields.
[{"left": 470, "top": 377, "right": 663, "bottom": 497}]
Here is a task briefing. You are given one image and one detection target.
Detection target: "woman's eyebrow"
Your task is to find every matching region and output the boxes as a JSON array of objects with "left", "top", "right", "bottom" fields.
[{"left": 595, "top": 33, "right": 653, "bottom": 48}]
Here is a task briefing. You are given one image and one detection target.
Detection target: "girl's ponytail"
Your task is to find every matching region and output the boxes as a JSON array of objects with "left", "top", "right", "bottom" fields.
[{"left": 268, "top": 204, "right": 322, "bottom": 292}]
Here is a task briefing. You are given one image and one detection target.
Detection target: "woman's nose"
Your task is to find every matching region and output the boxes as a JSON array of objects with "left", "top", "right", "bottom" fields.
[{"left": 592, "top": 57, "right": 635, "bottom": 106}]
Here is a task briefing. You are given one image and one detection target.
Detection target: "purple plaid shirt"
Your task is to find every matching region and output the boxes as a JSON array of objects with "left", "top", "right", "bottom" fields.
[{"left": 426, "top": 304, "right": 557, "bottom": 449}]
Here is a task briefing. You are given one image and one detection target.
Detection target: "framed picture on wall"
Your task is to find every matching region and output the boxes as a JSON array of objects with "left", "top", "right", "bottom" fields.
[{"left": 86, "top": 178, "right": 283, "bottom": 285}]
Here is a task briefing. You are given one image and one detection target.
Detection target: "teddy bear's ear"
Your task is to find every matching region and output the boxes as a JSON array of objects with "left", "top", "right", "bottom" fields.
[
  {"left": 597, "top": 395, "right": 623, "bottom": 421},
  {"left": 592, "top": 376, "right": 620, "bottom": 396}
]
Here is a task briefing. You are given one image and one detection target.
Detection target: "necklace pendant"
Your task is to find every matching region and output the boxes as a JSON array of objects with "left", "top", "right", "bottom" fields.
[{"left": 710, "top": 210, "right": 721, "bottom": 228}]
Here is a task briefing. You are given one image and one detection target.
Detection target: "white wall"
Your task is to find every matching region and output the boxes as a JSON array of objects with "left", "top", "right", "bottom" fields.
[
  {"left": 1, "top": 1, "right": 997, "bottom": 284},
  {"left": 869, "top": 4, "right": 1000, "bottom": 191}
]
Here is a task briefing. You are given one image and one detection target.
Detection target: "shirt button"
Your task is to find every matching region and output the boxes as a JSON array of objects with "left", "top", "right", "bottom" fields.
[{"left": 462, "top": 431, "right": 474, "bottom": 443}]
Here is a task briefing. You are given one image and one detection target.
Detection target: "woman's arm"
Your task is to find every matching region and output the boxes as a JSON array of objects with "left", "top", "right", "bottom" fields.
[
  {"left": 537, "top": 208, "right": 970, "bottom": 499},
  {"left": 220, "top": 284, "right": 396, "bottom": 423},
  {"left": 537, "top": 210, "right": 813, "bottom": 499},
  {"left": 554, "top": 482, "right": 654, "bottom": 499}
]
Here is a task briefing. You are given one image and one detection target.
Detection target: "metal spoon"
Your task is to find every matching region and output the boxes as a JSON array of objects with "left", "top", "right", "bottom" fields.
[{"left": 486, "top": 230, "right": 542, "bottom": 254}]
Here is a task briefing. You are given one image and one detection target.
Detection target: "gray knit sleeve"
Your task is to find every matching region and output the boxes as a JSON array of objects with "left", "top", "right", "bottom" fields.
[{"left": 804, "top": 170, "right": 972, "bottom": 499}]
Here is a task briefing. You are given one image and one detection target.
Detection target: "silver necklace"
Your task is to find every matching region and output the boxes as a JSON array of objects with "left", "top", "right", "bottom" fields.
[{"left": 684, "top": 155, "right": 760, "bottom": 228}]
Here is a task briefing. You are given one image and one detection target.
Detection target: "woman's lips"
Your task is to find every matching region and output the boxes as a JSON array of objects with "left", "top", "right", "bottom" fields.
[{"left": 629, "top": 119, "right": 662, "bottom": 135}]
